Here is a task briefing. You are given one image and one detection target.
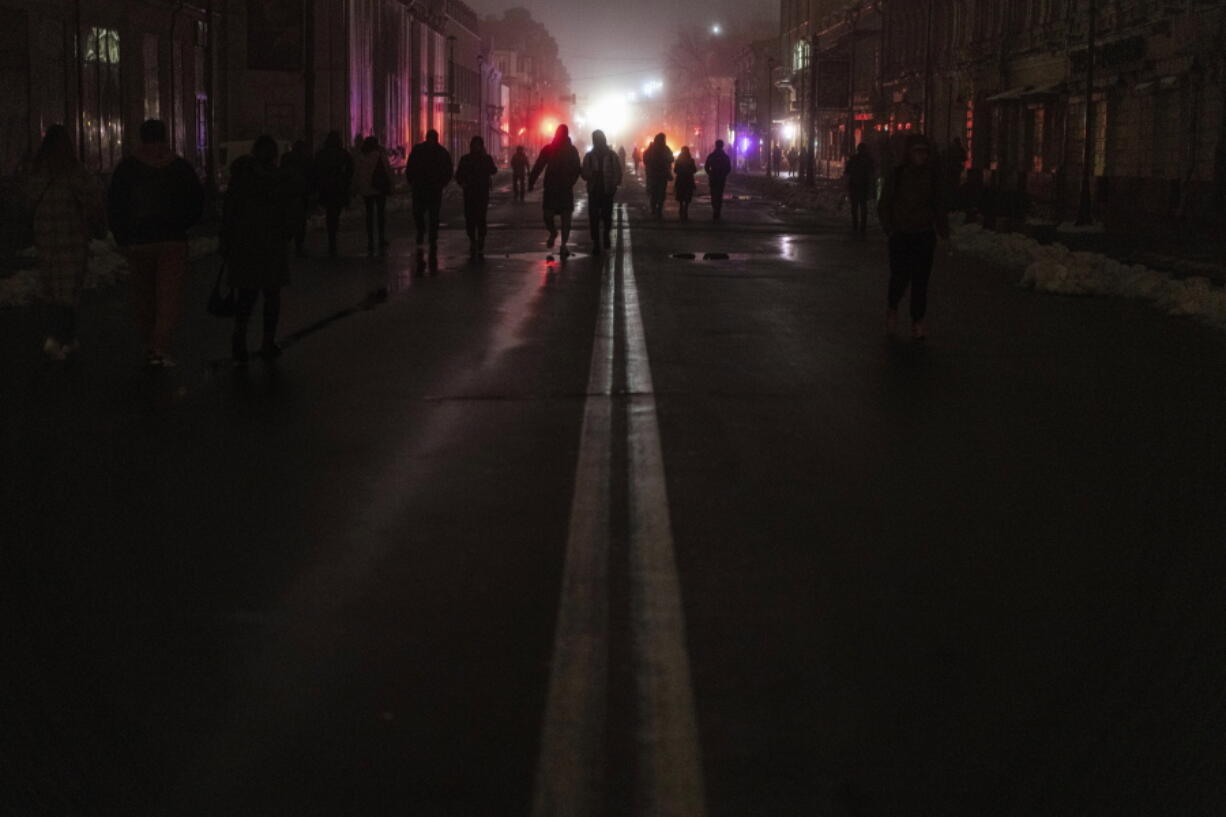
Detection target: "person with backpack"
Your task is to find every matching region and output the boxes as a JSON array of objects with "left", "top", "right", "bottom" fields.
[
  {"left": 877, "top": 133, "right": 949, "bottom": 340},
  {"left": 529, "top": 124, "right": 583, "bottom": 258},
  {"left": 25, "top": 125, "right": 106, "bottom": 360},
  {"left": 313, "top": 131, "right": 354, "bottom": 258},
  {"left": 405, "top": 129, "right": 454, "bottom": 262},
  {"left": 107, "top": 119, "right": 205, "bottom": 367},
  {"left": 354, "top": 135, "right": 393, "bottom": 255},
  {"left": 703, "top": 139, "right": 732, "bottom": 221},
  {"left": 454, "top": 136, "right": 500, "bottom": 259},
  {"left": 580, "top": 129, "right": 623, "bottom": 255},
  {"left": 222, "top": 135, "right": 298, "bottom": 363},
  {"left": 511, "top": 146, "right": 530, "bottom": 202}
]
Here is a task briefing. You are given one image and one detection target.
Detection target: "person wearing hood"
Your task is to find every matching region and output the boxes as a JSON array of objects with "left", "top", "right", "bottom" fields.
[
  {"left": 511, "top": 146, "right": 530, "bottom": 202},
  {"left": 580, "top": 129, "right": 623, "bottom": 255},
  {"left": 529, "top": 124, "right": 582, "bottom": 257},
  {"left": 354, "top": 135, "right": 394, "bottom": 255},
  {"left": 454, "top": 136, "right": 500, "bottom": 259},
  {"left": 405, "top": 129, "right": 454, "bottom": 260},
  {"left": 673, "top": 146, "right": 698, "bottom": 222},
  {"left": 703, "top": 139, "right": 732, "bottom": 221},
  {"left": 108, "top": 119, "right": 205, "bottom": 367},
  {"left": 25, "top": 124, "right": 106, "bottom": 360},
  {"left": 877, "top": 133, "right": 949, "bottom": 340},
  {"left": 642, "top": 133, "right": 674, "bottom": 219},
  {"left": 313, "top": 131, "right": 354, "bottom": 258},
  {"left": 222, "top": 135, "right": 298, "bottom": 363}
]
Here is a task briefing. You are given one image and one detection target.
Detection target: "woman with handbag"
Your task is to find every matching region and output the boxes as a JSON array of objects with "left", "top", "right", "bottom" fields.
[
  {"left": 222, "top": 135, "right": 296, "bottom": 363},
  {"left": 25, "top": 125, "right": 106, "bottom": 360},
  {"left": 354, "top": 135, "right": 393, "bottom": 255}
]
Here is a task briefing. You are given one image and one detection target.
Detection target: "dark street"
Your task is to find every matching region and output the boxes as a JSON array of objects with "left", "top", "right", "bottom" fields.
[{"left": 6, "top": 172, "right": 1226, "bottom": 815}]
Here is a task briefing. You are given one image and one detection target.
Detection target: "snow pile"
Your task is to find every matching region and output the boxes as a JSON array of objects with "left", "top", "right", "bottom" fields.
[
  {"left": 952, "top": 223, "right": 1226, "bottom": 328},
  {"left": 1, "top": 233, "right": 221, "bottom": 307}
]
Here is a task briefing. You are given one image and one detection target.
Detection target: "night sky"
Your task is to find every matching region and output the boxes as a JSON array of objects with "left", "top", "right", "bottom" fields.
[{"left": 468, "top": 0, "right": 780, "bottom": 99}]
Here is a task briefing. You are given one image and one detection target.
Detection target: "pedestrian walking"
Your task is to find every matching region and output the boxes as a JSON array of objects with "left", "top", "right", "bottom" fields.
[
  {"left": 772, "top": 144, "right": 783, "bottom": 177},
  {"left": 703, "top": 139, "right": 732, "bottom": 221},
  {"left": 24, "top": 125, "right": 106, "bottom": 360},
  {"left": 529, "top": 124, "right": 582, "bottom": 257},
  {"left": 107, "top": 118, "right": 204, "bottom": 367},
  {"left": 222, "top": 135, "right": 297, "bottom": 363},
  {"left": 617, "top": 145, "right": 627, "bottom": 174},
  {"left": 632, "top": 145, "right": 642, "bottom": 176},
  {"left": 280, "top": 139, "right": 314, "bottom": 257},
  {"left": 788, "top": 146, "right": 800, "bottom": 178},
  {"left": 877, "top": 133, "right": 949, "bottom": 341},
  {"left": 313, "top": 131, "right": 354, "bottom": 258},
  {"left": 642, "top": 133, "right": 674, "bottom": 220},
  {"left": 454, "top": 136, "right": 500, "bottom": 259},
  {"left": 946, "top": 136, "right": 968, "bottom": 208},
  {"left": 580, "top": 129, "right": 623, "bottom": 255},
  {"left": 673, "top": 146, "right": 698, "bottom": 222},
  {"left": 354, "top": 136, "right": 393, "bottom": 255},
  {"left": 405, "top": 129, "right": 454, "bottom": 261},
  {"left": 845, "top": 142, "right": 876, "bottom": 235},
  {"left": 511, "top": 145, "right": 530, "bottom": 202}
]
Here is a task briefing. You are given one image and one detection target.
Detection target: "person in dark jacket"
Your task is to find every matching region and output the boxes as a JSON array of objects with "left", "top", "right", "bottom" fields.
[
  {"left": 511, "top": 146, "right": 529, "bottom": 202},
  {"left": 673, "top": 146, "right": 698, "bottom": 222},
  {"left": 454, "top": 136, "right": 500, "bottom": 259},
  {"left": 108, "top": 119, "right": 204, "bottom": 367},
  {"left": 529, "top": 124, "right": 582, "bottom": 257},
  {"left": 280, "top": 139, "right": 314, "bottom": 257},
  {"left": 405, "top": 129, "right": 454, "bottom": 259},
  {"left": 845, "top": 142, "right": 877, "bottom": 235},
  {"left": 222, "top": 135, "right": 298, "bottom": 363},
  {"left": 580, "top": 129, "right": 624, "bottom": 255},
  {"left": 632, "top": 145, "right": 641, "bottom": 176},
  {"left": 313, "top": 131, "right": 354, "bottom": 258},
  {"left": 642, "top": 133, "right": 674, "bottom": 220},
  {"left": 703, "top": 139, "right": 732, "bottom": 221},
  {"left": 877, "top": 133, "right": 949, "bottom": 340}
]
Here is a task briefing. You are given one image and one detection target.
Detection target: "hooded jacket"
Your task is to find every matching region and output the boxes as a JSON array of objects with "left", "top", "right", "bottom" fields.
[
  {"left": 581, "top": 146, "right": 623, "bottom": 195},
  {"left": 107, "top": 143, "right": 204, "bottom": 246}
]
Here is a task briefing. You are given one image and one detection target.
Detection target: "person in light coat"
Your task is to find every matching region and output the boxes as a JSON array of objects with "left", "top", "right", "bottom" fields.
[{"left": 580, "top": 129, "right": 623, "bottom": 255}]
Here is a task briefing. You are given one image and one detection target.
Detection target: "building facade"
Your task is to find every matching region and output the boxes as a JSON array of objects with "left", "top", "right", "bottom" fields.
[{"left": 781, "top": 0, "right": 1226, "bottom": 233}]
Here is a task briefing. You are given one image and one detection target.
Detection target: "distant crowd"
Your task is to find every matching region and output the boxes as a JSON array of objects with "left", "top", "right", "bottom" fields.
[{"left": 20, "top": 117, "right": 946, "bottom": 371}]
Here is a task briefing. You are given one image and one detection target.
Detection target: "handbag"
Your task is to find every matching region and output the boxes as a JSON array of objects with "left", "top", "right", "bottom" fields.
[{"left": 207, "top": 263, "right": 236, "bottom": 317}]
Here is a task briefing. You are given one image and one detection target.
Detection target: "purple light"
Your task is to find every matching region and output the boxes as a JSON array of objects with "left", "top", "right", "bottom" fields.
[{"left": 740, "top": 137, "right": 751, "bottom": 152}]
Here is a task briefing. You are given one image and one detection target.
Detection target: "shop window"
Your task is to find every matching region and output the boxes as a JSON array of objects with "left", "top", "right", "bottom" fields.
[{"left": 83, "top": 27, "right": 122, "bottom": 172}]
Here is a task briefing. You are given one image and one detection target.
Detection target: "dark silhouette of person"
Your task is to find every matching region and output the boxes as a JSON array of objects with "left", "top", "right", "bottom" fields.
[
  {"left": 529, "top": 124, "right": 582, "bottom": 257},
  {"left": 355, "top": 135, "right": 393, "bottom": 255},
  {"left": 788, "top": 146, "right": 801, "bottom": 178},
  {"left": 511, "top": 145, "right": 530, "bottom": 202},
  {"left": 405, "top": 129, "right": 454, "bottom": 259},
  {"left": 674, "top": 146, "right": 698, "bottom": 222},
  {"left": 632, "top": 144, "right": 641, "bottom": 175},
  {"left": 107, "top": 118, "right": 204, "bottom": 367},
  {"left": 946, "top": 136, "right": 968, "bottom": 207},
  {"left": 877, "top": 133, "right": 949, "bottom": 340},
  {"left": 772, "top": 144, "right": 783, "bottom": 176},
  {"left": 223, "top": 135, "right": 298, "bottom": 362},
  {"left": 643, "top": 133, "right": 674, "bottom": 220},
  {"left": 617, "top": 144, "right": 627, "bottom": 174},
  {"left": 704, "top": 139, "right": 732, "bottom": 221},
  {"left": 313, "top": 131, "right": 354, "bottom": 258},
  {"left": 280, "top": 139, "right": 315, "bottom": 257},
  {"left": 455, "top": 135, "right": 500, "bottom": 259},
  {"left": 845, "top": 142, "right": 877, "bottom": 235},
  {"left": 580, "top": 129, "right": 623, "bottom": 255}
]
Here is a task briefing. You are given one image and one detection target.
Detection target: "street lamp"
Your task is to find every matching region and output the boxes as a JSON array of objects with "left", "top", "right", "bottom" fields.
[{"left": 711, "top": 23, "right": 722, "bottom": 35}]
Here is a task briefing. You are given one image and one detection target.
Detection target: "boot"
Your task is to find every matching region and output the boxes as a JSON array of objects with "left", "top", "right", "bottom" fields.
[
  {"left": 261, "top": 304, "right": 281, "bottom": 359},
  {"left": 232, "top": 321, "right": 249, "bottom": 364}
]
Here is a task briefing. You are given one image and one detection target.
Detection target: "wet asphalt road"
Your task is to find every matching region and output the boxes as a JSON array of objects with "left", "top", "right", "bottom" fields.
[{"left": 5, "top": 173, "right": 1226, "bottom": 816}]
